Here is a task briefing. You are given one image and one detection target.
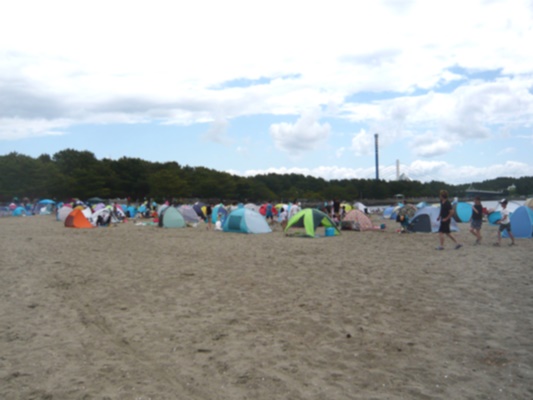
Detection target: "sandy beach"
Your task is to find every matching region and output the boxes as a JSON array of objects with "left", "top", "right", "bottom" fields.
[{"left": 1, "top": 214, "right": 532, "bottom": 399}]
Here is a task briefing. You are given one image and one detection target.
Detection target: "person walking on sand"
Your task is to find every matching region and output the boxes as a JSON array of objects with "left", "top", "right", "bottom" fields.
[
  {"left": 436, "top": 190, "right": 462, "bottom": 250},
  {"left": 494, "top": 199, "right": 515, "bottom": 246},
  {"left": 469, "top": 196, "right": 483, "bottom": 244},
  {"left": 205, "top": 203, "right": 213, "bottom": 230}
]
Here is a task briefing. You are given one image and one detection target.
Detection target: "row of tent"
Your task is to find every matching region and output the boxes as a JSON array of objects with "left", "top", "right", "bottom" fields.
[
  {"left": 1, "top": 199, "right": 57, "bottom": 217},
  {"left": 8, "top": 197, "right": 533, "bottom": 239},
  {"left": 59, "top": 202, "right": 342, "bottom": 237},
  {"left": 394, "top": 202, "right": 533, "bottom": 238}
]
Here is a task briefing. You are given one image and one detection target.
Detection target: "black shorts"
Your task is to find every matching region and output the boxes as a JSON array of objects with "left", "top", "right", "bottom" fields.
[
  {"left": 499, "top": 223, "right": 511, "bottom": 232},
  {"left": 470, "top": 220, "right": 482, "bottom": 230},
  {"left": 439, "top": 221, "right": 451, "bottom": 234}
]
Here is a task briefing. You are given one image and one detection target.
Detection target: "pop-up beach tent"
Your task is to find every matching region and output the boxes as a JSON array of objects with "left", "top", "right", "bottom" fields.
[
  {"left": 223, "top": 208, "right": 272, "bottom": 234},
  {"left": 158, "top": 207, "right": 186, "bottom": 228},
  {"left": 408, "top": 206, "right": 459, "bottom": 233},
  {"left": 193, "top": 202, "right": 206, "bottom": 219},
  {"left": 454, "top": 202, "right": 473, "bottom": 223},
  {"left": 285, "top": 208, "right": 341, "bottom": 237},
  {"left": 341, "top": 209, "right": 373, "bottom": 231},
  {"left": 212, "top": 204, "right": 228, "bottom": 224},
  {"left": 65, "top": 208, "right": 94, "bottom": 228},
  {"left": 177, "top": 205, "right": 201, "bottom": 224}
]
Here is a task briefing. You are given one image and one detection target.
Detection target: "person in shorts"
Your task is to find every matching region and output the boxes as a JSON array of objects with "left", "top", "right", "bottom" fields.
[
  {"left": 469, "top": 196, "right": 483, "bottom": 244},
  {"left": 494, "top": 199, "right": 515, "bottom": 246},
  {"left": 436, "top": 190, "right": 462, "bottom": 250},
  {"left": 205, "top": 204, "right": 213, "bottom": 230}
]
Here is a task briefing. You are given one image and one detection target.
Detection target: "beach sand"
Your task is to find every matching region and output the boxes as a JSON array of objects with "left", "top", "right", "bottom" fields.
[{"left": 1, "top": 215, "right": 532, "bottom": 399}]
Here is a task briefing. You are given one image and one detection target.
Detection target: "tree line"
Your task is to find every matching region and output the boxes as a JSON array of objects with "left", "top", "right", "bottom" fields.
[{"left": 1, "top": 149, "right": 532, "bottom": 204}]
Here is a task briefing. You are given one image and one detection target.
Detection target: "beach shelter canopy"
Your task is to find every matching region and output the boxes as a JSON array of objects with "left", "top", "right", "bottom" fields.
[
  {"left": 38, "top": 199, "right": 55, "bottom": 205},
  {"left": 244, "top": 203, "right": 260, "bottom": 213},
  {"left": 340, "top": 202, "right": 353, "bottom": 212},
  {"left": 212, "top": 204, "right": 228, "bottom": 223},
  {"left": 159, "top": 207, "right": 186, "bottom": 228},
  {"left": 125, "top": 205, "right": 137, "bottom": 218},
  {"left": 223, "top": 208, "right": 272, "bottom": 234},
  {"left": 382, "top": 206, "right": 395, "bottom": 219},
  {"left": 193, "top": 202, "right": 206, "bottom": 219},
  {"left": 33, "top": 202, "right": 54, "bottom": 215},
  {"left": 352, "top": 202, "right": 366, "bottom": 212},
  {"left": 341, "top": 209, "right": 373, "bottom": 231},
  {"left": 285, "top": 208, "right": 341, "bottom": 237},
  {"left": 397, "top": 204, "right": 418, "bottom": 219},
  {"left": 65, "top": 208, "right": 94, "bottom": 228},
  {"left": 89, "top": 208, "right": 112, "bottom": 226},
  {"left": 525, "top": 198, "right": 533, "bottom": 210},
  {"left": 177, "top": 205, "right": 201, "bottom": 224},
  {"left": 57, "top": 205, "right": 72, "bottom": 222},
  {"left": 408, "top": 206, "right": 459, "bottom": 233},
  {"left": 503, "top": 206, "right": 533, "bottom": 238},
  {"left": 12, "top": 206, "right": 27, "bottom": 217},
  {"left": 454, "top": 202, "right": 473, "bottom": 223}
]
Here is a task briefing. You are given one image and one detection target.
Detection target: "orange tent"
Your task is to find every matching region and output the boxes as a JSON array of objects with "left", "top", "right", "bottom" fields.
[{"left": 65, "top": 208, "right": 94, "bottom": 229}]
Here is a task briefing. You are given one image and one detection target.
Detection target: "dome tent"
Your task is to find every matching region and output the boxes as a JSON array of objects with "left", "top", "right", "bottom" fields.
[
  {"left": 341, "top": 209, "right": 373, "bottom": 231},
  {"left": 158, "top": 207, "right": 186, "bottom": 228},
  {"left": 223, "top": 208, "right": 272, "bottom": 234},
  {"left": 285, "top": 208, "right": 341, "bottom": 238},
  {"left": 408, "top": 207, "right": 459, "bottom": 233}
]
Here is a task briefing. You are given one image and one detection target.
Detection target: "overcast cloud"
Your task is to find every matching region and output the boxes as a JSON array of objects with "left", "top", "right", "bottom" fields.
[{"left": 1, "top": 0, "right": 533, "bottom": 184}]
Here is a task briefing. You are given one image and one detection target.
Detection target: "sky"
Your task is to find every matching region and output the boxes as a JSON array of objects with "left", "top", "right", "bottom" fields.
[{"left": 1, "top": 0, "right": 533, "bottom": 185}]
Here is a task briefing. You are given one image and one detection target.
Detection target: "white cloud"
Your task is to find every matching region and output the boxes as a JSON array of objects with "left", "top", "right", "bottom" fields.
[
  {"left": 1, "top": 0, "right": 533, "bottom": 183},
  {"left": 350, "top": 129, "right": 375, "bottom": 156},
  {"left": 497, "top": 147, "right": 516, "bottom": 156},
  {"left": 202, "top": 118, "right": 230, "bottom": 144},
  {"left": 269, "top": 110, "right": 331, "bottom": 154},
  {"left": 410, "top": 134, "right": 456, "bottom": 157},
  {"left": 0, "top": 118, "right": 69, "bottom": 140}
]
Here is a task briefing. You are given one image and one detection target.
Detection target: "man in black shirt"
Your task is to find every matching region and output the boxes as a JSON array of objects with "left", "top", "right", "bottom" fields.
[{"left": 436, "top": 190, "right": 462, "bottom": 250}]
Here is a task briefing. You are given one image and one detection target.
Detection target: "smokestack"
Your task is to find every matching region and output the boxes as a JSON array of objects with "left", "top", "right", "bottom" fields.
[
  {"left": 396, "top": 159, "right": 400, "bottom": 180},
  {"left": 374, "top": 133, "right": 379, "bottom": 180}
]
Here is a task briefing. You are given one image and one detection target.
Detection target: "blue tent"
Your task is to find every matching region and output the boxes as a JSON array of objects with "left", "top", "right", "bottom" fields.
[
  {"left": 223, "top": 208, "right": 272, "bottom": 234},
  {"left": 503, "top": 206, "right": 533, "bottom": 238},
  {"left": 12, "top": 206, "right": 28, "bottom": 216},
  {"left": 212, "top": 204, "right": 228, "bottom": 224},
  {"left": 488, "top": 211, "right": 501, "bottom": 225},
  {"left": 455, "top": 202, "right": 473, "bottom": 223},
  {"left": 126, "top": 205, "right": 137, "bottom": 218},
  {"left": 408, "top": 207, "right": 459, "bottom": 233},
  {"left": 38, "top": 199, "right": 56, "bottom": 205}
]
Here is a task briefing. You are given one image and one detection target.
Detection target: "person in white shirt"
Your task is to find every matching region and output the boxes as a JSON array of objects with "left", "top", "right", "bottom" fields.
[
  {"left": 278, "top": 207, "right": 288, "bottom": 230},
  {"left": 494, "top": 199, "right": 515, "bottom": 246},
  {"left": 288, "top": 203, "right": 300, "bottom": 219}
]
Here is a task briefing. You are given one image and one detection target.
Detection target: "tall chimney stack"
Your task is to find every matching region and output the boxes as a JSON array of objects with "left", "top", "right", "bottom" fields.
[
  {"left": 374, "top": 133, "right": 379, "bottom": 180},
  {"left": 396, "top": 159, "right": 400, "bottom": 180}
]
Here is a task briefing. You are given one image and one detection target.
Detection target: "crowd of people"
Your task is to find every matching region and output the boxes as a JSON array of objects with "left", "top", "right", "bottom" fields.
[
  {"left": 3, "top": 193, "right": 521, "bottom": 247},
  {"left": 436, "top": 190, "right": 515, "bottom": 250}
]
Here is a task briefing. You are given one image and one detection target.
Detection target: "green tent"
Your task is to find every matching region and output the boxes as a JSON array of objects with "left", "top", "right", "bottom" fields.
[{"left": 284, "top": 208, "right": 341, "bottom": 237}]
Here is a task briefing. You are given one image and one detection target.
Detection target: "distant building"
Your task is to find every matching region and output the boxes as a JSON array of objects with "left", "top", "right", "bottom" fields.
[{"left": 465, "top": 184, "right": 505, "bottom": 200}]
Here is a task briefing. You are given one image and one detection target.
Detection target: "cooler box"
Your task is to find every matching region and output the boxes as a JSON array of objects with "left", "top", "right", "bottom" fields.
[{"left": 325, "top": 227, "right": 335, "bottom": 236}]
